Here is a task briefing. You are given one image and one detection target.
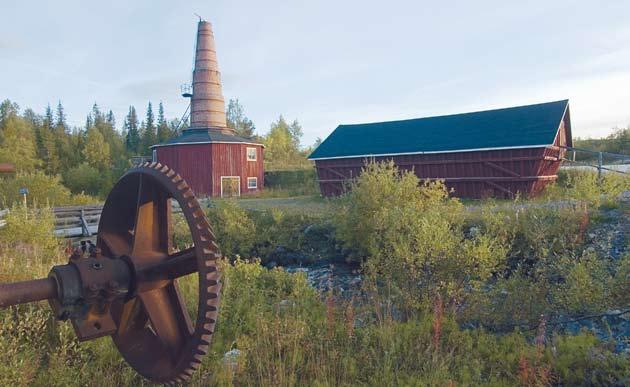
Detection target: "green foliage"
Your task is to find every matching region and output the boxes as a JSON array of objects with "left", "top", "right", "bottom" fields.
[
  {"left": 62, "top": 163, "right": 113, "bottom": 197},
  {"left": 261, "top": 169, "right": 319, "bottom": 197},
  {"left": 553, "top": 333, "right": 629, "bottom": 386},
  {"left": 1, "top": 172, "right": 69, "bottom": 207},
  {"left": 226, "top": 98, "right": 256, "bottom": 139},
  {"left": 206, "top": 200, "right": 256, "bottom": 258},
  {"left": 82, "top": 128, "right": 111, "bottom": 169},
  {"left": 574, "top": 127, "right": 630, "bottom": 156},
  {"left": 336, "top": 161, "right": 506, "bottom": 312},
  {"left": 0, "top": 204, "right": 59, "bottom": 272},
  {"left": 124, "top": 105, "right": 141, "bottom": 154},
  {"left": 264, "top": 116, "right": 310, "bottom": 170},
  {"left": 553, "top": 253, "right": 610, "bottom": 314},
  {"left": 0, "top": 107, "right": 41, "bottom": 172},
  {"left": 546, "top": 169, "right": 630, "bottom": 207},
  {"left": 140, "top": 102, "right": 157, "bottom": 155}
]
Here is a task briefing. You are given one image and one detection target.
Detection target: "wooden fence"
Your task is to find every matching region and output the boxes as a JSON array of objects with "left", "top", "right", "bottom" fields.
[{"left": 0, "top": 202, "right": 192, "bottom": 239}]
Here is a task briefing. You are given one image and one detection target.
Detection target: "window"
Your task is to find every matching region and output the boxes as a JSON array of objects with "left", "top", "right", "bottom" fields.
[
  {"left": 246, "top": 147, "right": 257, "bottom": 161},
  {"left": 152, "top": 149, "right": 157, "bottom": 162},
  {"left": 247, "top": 177, "right": 257, "bottom": 189}
]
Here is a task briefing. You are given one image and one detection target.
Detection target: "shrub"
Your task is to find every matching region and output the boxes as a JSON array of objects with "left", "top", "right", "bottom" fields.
[
  {"left": 62, "top": 162, "right": 114, "bottom": 198},
  {"left": 0, "top": 171, "right": 99, "bottom": 207},
  {"left": 206, "top": 200, "right": 256, "bottom": 258},
  {"left": 0, "top": 171, "right": 71, "bottom": 207},
  {"left": 546, "top": 169, "right": 630, "bottom": 207},
  {"left": 336, "top": 161, "right": 507, "bottom": 314},
  {"left": 0, "top": 204, "right": 60, "bottom": 276}
]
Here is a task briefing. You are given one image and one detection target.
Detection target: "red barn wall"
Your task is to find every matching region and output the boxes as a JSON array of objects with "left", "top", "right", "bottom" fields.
[
  {"left": 155, "top": 143, "right": 264, "bottom": 197},
  {"left": 156, "top": 144, "right": 214, "bottom": 195},
  {"left": 315, "top": 116, "right": 571, "bottom": 199},
  {"left": 210, "top": 143, "right": 264, "bottom": 196}
]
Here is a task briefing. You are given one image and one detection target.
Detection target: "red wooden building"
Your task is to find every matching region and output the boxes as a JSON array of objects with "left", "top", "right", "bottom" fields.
[
  {"left": 152, "top": 20, "right": 264, "bottom": 197},
  {"left": 309, "top": 100, "right": 572, "bottom": 199}
]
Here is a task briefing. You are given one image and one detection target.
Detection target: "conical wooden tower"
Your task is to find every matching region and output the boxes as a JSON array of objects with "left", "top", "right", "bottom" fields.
[
  {"left": 153, "top": 19, "right": 264, "bottom": 198},
  {"left": 189, "top": 20, "right": 234, "bottom": 135}
]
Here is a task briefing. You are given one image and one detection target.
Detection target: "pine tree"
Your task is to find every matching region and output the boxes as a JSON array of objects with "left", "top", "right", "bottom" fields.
[
  {"left": 140, "top": 102, "right": 157, "bottom": 155},
  {"left": 157, "top": 101, "right": 170, "bottom": 143},
  {"left": 124, "top": 106, "right": 140, "bottom": 154},
  {"left": 44, "top": 104, "right": 54, "bottom": 131},
  {"left": 92, "top": 103, "right": 105, "bottom": 127},
  {"left": 55, "top": 100, "right": 67, "bottom": 132},
  {"left": 106, "top": 110, "right": 115, "bottom": 128}
]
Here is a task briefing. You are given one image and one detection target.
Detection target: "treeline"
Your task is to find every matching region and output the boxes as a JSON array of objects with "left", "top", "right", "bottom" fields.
[
  {"left": 0, "top": 99, "right": 183, "bottom": 198},
  {"left": 574, "top": 127, "right": 629, "bottom": 155},
  {"left": 0, "top": 97, "right": 319, "bottom": 200}
]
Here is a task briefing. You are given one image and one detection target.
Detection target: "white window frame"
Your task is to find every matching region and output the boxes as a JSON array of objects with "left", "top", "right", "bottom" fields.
[
  {"left": 247, "top": 177, "right": 258, "bottom": 189},
  {"left": 220, "top": 176, "right": 241, "bottom": 197},
  {"left": 246, "top": 147, "right": 257, "bottom": 161},
  {"left": 152, "top": 149, "right": 157, "bottom": 162}
]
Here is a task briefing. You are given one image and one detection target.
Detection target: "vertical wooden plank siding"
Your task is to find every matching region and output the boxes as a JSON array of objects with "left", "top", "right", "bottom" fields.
[
  {"left": 156, "top": 143, "right": 264, "bottom": 197},
  {"left": 156, "top": 144, "right": 214, "bottom": 196},
  {"left": 210, "top": 143, "right": 264, "bottom": 196}
]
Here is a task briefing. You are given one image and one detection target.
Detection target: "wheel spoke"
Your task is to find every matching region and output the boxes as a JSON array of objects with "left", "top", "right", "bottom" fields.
[
  {"left": 138, "top": 247, "right": 198, "bottom": 283},
  {"left": 138, "top": 281, "right": 193, "bottom": 361},
  {"left": 99, "top": 231, "right": 132, "bottom": 257},
  {"left": 131, "top": 175, "right": 172, "bottom": 259}
]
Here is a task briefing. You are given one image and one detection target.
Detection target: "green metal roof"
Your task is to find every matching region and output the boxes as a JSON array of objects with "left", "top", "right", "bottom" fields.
[
  {"left": 309, "top": 100, "right": 569, "bottom": 160},
  {"left": 151, "top": 128, "right": 262, "bottom": 148}
]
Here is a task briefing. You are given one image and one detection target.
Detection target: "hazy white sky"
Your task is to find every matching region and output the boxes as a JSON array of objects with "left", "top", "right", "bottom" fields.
[{"left": 1, "top": 0, "right": 629, "bottom": 146}]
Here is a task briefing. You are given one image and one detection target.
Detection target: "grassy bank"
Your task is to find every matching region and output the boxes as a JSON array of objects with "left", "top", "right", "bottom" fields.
[{"left": 0, "top": 165, "right": 628, "bottom": 386}]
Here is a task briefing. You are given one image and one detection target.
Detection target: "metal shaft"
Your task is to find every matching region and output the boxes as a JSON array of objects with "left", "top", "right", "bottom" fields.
[{"left": 0, "top": 277, "right": 58, "bottom": 308}]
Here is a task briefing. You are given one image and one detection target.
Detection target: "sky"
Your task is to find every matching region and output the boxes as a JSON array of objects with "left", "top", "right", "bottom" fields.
[{"left": 1, "top": 0, "right": 629, "bottom": 147}]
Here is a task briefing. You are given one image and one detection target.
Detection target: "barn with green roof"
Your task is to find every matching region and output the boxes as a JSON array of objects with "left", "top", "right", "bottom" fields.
[{"left": 308, "top": 100, "right": 572, "bottom": 198}]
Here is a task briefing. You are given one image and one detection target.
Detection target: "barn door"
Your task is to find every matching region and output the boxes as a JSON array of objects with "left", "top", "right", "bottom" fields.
[{"left": 221, "top": 176, "right": 241, "bottom": 197}]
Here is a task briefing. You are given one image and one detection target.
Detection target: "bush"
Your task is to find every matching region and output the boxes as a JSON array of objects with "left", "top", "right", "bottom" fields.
[
  {"left": 0, "top": 171, "right": 98, "bottom": 207},
  {"left": 206, "top": 200, "right": 256, "bottom": 258},
  {"left": 335, "top": 161, "right": 507, "bottom": 313},
  {"left": 0, "top": 204, "right": 60, "bottom": 276},
  {"left": 62, "top": 162, "right": 114, "bottom": 198},
  {"left": 546, "top": 169, "right": 630, "bottom": 207}
]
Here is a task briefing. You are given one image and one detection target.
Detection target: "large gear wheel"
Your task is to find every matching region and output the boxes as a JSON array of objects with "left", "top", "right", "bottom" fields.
[{"left": 97, "top": 162, "right": 221, "bottom": 384}]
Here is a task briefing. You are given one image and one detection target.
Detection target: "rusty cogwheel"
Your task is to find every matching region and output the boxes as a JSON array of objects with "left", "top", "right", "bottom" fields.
[{"left": 97, "top": 162, "right": 221, "bottom": 384}]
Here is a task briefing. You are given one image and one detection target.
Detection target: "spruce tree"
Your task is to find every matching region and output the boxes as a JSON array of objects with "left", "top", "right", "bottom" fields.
[
  {"left": 55, "top": 100, "right": 67, "bottom": 132},
  {"left": 106, "top": 110, "right": 115, "bottom": 128},
  {"left": 140, "top": 102, "right": 157, "bottom": 155},
  {"left": 124, "top": 106, "right": 140, "bottom": 154},
  {"left": 157, "top": 101, "right": 170, "bottom": 143},
  {"left": 44, "top": 104, "right": 54, "bottom": 131}
]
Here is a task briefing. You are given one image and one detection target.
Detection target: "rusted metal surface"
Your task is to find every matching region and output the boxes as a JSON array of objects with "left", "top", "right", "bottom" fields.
[
  {"left": 156, "top": 142, "right": 264, "bottom": 197},
  {"left": 0, "top": 277, "right": 57, "bottom": 307},
  {"left": 0, "top": 163, "right": 222, "bottom": 384},
  {"left": 315, "top": 115, "right": 571, "bottom": 199},
  {"left": 0, "top": 163, "right": 15, "bottom": 173}
]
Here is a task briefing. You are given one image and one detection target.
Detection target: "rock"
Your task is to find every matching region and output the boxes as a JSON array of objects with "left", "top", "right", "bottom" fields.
[
  {"left": 265, "top": 261, "right": 278, "bottom": 269},
  {"left": 223, "top": 348, "right": 241, "bottom": 370}
]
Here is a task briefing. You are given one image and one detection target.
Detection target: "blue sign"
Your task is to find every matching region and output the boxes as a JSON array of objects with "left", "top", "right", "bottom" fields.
[{"left": 19, "top": 188, "right": 28, "bottom": 195}]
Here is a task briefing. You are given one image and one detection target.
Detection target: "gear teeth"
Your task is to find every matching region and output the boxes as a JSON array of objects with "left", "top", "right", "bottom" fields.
[{"left": 128, "top": 164, "right": 221, "bottom": 384}]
